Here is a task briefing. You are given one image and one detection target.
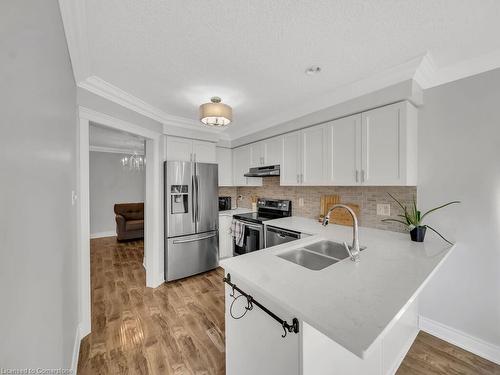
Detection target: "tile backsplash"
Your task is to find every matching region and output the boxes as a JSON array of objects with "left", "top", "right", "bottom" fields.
[{"left": 219, "top": 177, "right": 416, "bottom": 233}]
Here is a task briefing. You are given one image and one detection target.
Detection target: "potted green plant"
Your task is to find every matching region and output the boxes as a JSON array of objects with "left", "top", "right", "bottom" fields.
[{"left": 382, "top": 193, "right": 460, "bottom": 244}]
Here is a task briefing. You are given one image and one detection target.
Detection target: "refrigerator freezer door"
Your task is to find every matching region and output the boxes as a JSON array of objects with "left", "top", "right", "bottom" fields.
[
  {"left": 195, "top": 163, "right": 219, "bottom": 233},
  {"left": 166, "top": 231, "right": 219, "bottom": 281},
  {"left": 165, "top": 161, "right": 195, "bottom": 237}
]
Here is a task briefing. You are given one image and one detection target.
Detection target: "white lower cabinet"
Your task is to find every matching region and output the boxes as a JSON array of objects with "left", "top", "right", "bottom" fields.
[
  {"left": 218, "top": 214, "right": 233, "bottom": 259},
  {"left": 225, "top": 275, "right": 419, "bottom": 375},
  {"left": 225, "top": 275, "right": 300, "bottom": 375}
]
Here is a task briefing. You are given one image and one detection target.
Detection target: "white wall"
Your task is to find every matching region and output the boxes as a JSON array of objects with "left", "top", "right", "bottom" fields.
[
  {"left": 0, "top": 0, "right": 78, "bottom": 369},
  {"left": 419, "top": 68, "right": 500, "bottom": 350},
  {"left": 90, "top": 152, "right": 145, "bottom": 236}
]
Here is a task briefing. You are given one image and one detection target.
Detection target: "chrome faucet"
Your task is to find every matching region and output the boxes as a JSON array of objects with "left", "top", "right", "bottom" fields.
[{"left": 322, "top": 204, "right": 361, "bottom": 262}]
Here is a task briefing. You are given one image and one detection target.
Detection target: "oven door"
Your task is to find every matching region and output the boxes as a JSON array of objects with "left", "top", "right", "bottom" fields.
[{"left": 233, "top": 221, "right": 264, "bottom": 256}]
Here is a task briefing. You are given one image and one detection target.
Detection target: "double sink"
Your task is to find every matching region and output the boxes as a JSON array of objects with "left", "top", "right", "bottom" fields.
[{"left": 277, "top": 240, "right": 366, "bottom": 270}]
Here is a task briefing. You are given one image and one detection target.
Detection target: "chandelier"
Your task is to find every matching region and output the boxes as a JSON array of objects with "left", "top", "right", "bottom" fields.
[
  {"left": 120, "top": 152, "right": 145, "bottom": 171},
  {"left": 199, "top": 96, "right": 232, "bottom": 127}
]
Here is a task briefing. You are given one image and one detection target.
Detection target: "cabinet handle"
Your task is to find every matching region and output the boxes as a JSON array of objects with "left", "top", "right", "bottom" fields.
[
  {"left": 300, "top": 174, "right": 303, "bottom": 183},
  {"left": 296, "top": 174, "right": 299, "bottom": 183},
  {"left": 355, "top": 170, "right": 359, "bottom": 183},
  {"left": 361, "top": 169, "right": 365, "bottom": 183}
]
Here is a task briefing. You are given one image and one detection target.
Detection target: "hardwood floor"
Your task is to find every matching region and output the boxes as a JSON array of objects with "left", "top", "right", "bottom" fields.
[
  {"left": 79, "top": 237, "right": 500, "bottom": 374},
  {"left": 398, "top": 332, "right": 500, "bottom": 375},
  {"left": 78, "top": 237, "right": 225, "bottom": 374}
]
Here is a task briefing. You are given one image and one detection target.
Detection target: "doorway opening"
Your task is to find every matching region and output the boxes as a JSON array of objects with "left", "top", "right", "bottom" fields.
[{"left": 78, "top": 107, "right": 163, "bottom": 338}]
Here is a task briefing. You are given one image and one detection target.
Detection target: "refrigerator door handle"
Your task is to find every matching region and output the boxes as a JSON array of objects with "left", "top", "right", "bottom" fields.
[
  {"left": 191, "top": 174, "right": 196, "bottom": 223},
  {"left": 172, "top": 232, "right": 217, "bottom": 244},
  {"left": 195, "top": 174, "right": 200, "bottom": 223}
]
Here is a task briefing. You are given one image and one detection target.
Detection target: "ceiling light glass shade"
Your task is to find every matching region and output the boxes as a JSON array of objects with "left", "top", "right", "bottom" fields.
[{"left": 199, "top": 96, "right": 232, "bottom": 127}]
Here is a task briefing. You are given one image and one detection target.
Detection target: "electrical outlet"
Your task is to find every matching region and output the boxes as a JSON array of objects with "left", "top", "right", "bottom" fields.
[
  {"left": 298, "top": 197, "right": 304, "bottom": 207},
  {"left": 377, "top": 203, "right": 391, "bottom": 216}
]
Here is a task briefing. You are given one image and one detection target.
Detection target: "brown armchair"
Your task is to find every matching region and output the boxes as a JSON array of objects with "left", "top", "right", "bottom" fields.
[{"left": 114, "top": 203, "right": 144, "bottom": 241}]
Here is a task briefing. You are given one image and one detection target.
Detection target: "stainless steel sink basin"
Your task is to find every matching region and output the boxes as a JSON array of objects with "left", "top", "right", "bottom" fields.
[
  {"left": 304, "top": 240, "right": 367, "bottom": 260},
  {"left": 277, "top": 249, "right": 338, "bottom": 270}
]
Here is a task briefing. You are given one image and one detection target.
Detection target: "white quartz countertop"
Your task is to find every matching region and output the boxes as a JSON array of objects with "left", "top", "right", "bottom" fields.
[
  {"left": 219, "top": 207, "right": 254, "bottom": 216},
  {"left": 221, "top": 216, "right": 454, "bottom": 358}
]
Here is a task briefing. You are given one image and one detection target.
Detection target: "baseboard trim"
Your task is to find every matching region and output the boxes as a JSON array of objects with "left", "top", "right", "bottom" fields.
[
  {"left": 71, "top": 323, "right": 82, "bottom": 373},
  {"left": 90, "top": 231, "right": 116, "bottom": 239},
  {"left": 419, "top": 316, "right": 500, "bottom": 365}
]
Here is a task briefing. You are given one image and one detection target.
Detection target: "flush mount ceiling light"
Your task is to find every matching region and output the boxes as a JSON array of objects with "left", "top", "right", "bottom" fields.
[
  {"left": 305, "top": 66, "right": 321, "bottom": 75},
  {"left": 199, "top": 96, "right": 232, "bottom": 127}
]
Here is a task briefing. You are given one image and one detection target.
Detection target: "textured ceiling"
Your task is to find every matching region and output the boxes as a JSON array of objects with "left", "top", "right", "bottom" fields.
[
  {"left": 90, "top": 123, "right": 145, "bottom": 153},
  {"left": 85, "top": 0, "right": 500, "bottom": 138}
]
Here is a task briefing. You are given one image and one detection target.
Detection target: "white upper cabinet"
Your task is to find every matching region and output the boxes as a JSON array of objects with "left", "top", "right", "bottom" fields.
[
  {"left": 232, "top": 145, "right": 262, "bottom": 186},
  {"left": 216, "top": 147, "right": 233, "bottom": 186},
  {"left": 301, "top": 125, "right": 327, "bottom": 185},
  {"left": 166, "top": 136, "right": 216, "bottom": 163},
  {"left": 281, "top": 127, "right": 326, "bottom": 186},
  {"left": 249, "top": 136, "right": 283, "bottom": 167},
  {"left": 263, "top": 136, "right": 283, "bottom": 166},
  {"left": 281, "top": 131, "right": 302, "bottom": 185},
  {"left": 193, "top": 140, "right": 216, "bottom": 163},
  {"left": 280, "top": 101, "right": 417, "bottom": 186},
  {"left": 361, "top": 102, "right": 417, "bottom": 186},
  {"left": 325, "top": 114, "right": 362, "bottom": 185},
  {"left": 166, "top": 136, "right": 193, "bottom": 162},
  {"left": 249, "top": 142, "right": 265, "bottom": 167}
]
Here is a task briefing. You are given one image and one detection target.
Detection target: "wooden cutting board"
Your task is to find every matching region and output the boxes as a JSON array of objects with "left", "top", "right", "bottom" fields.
[
  {"left": 330, "top": 203, "right": 361, "bottom": 227},
  {"left": 320, "top": 195, "right": 340, "bottom": 217}
]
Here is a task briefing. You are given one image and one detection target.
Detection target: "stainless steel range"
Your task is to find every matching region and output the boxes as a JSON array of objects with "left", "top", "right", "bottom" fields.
[{"left": 232, "top": 198, "right": 293, "bottom": 256}]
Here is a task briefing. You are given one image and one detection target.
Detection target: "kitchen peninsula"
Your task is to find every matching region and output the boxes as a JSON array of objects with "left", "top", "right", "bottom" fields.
[{"left": 221, "top": 217, "right": 455, "bottom": 375}]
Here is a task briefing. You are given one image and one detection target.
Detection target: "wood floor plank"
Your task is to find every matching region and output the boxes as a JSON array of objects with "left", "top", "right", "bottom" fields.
[{"left": 79, "top": 236, "right": 500, "bottom": 375}]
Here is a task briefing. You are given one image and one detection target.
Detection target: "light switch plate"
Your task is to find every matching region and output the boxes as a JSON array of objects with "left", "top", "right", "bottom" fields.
[
  {"left": 298, "top": 197, "right": 304, "bottom": 207},
  {"left": 377, "top": 203, "right": 391, "bottom": 216}
]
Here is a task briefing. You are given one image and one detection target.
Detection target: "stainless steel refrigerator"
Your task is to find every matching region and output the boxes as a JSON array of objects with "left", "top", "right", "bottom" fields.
[{"left": 164, "top": 161, "right": 219, "bottom": 281}]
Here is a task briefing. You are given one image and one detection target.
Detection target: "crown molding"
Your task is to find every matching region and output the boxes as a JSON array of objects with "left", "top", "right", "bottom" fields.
[
  {"left": 429, "top": 49, "right": 500, "bottom": 89},
  {"left": 58, "top": 0, "right": 90, "bottom": 83},
  {"left": 79, "top": 76, "right": 217, "bottom": 132},
  {"left": 413, "top": 53, "right": 437, "bottom": 89},
  {"left": 226, "top": 54, "right": 427, "bottom": 140}
]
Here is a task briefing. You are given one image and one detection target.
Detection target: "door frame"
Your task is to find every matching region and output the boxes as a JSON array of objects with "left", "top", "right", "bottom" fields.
[{"left": 78, "top": 107, "right": 164, "bottom": 337}]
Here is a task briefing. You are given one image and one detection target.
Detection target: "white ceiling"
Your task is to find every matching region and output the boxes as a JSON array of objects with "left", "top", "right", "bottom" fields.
[
  {"left": 70, "top": 1, "right": 500, "bottom": 140},
  {"left": 90, "top": 123, "right": 145, "bottom": 154}
]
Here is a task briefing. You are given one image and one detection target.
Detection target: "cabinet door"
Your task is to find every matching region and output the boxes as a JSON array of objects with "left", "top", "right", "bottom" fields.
[
  {"left": 249, "top": 142, "right": 264, "bottom": 167},
  {"left": 325, "top": 114, "right": 362, "bottom": 185},
  {"left": 166, "top": 136, "right": 193, "bottom": 161},
  {"left": 218, "top": 215, "right": 233, "bottom": 259},
  {"left": 216, "top": 147, "right": 233, "bottom": 186},
  {"left": 263, "top": 136, "right": 283, "bottom": 166},
  {"left": 301, "top": 125, "right": 327, "bottom": 185},
  {"left": 193, "top": 140, "right": 216, "bottom": 163},
  {"left": 361, "top": 102, "right": 404, "bottom": 185},
  {"left": 232, "top": 146, "right": 248, "bottom": 186},
  {"left": 281, "top": 131, "right": 302, "bottom": 186},
  {"left": 225, "top": 277, "right": 300, "bottom": 375}
]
